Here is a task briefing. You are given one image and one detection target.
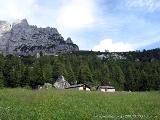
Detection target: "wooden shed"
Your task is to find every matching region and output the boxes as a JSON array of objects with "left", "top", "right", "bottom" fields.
[
  {"left": 66, "top": 84, "right": 90, "bottom": 91},
  {"left": 97, "top": 86, "right": 115, "bottom": 92}
]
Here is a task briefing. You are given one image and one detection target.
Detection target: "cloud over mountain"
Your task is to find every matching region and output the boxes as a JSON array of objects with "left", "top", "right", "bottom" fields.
[{"left": 93, "top": 39, "right": 134, "bottom": 52}]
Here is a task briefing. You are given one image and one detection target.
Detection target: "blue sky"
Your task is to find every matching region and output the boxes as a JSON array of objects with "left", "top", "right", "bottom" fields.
[{"left": 0, "top": 0, "right": 160, "bottom": 51}]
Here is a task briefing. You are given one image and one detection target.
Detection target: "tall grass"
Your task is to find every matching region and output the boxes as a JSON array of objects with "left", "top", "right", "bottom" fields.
[{"left": 0, "top": 89, "right": 159, "bottom": 120}]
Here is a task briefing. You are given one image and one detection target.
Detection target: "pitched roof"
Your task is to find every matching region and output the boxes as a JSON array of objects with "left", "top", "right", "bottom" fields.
[
  {"left": 98, "top": 86, "right": 115, "bottom": 89},
  {"left": 66, "top": 84, "right": 90, "bottom": 89}
]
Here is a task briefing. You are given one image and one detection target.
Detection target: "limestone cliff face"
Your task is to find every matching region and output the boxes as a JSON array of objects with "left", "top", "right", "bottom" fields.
[{"left": 0, "top": 19, "right": 79, "bottom": 55}]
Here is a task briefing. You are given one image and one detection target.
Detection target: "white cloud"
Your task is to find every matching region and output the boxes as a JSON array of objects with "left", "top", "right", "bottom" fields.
[
  {"left": 93, "top": 38, "right": 160, "bottom": 52},
  {"left": 0, "top": 0, "right": 38, "bottom": 21},
  {"left": 57, "top": 0, "right": 97, "bottom": 29},
  {"left": 0, "top": 0, "right": 98, "bottom": 30},
  {"left": 126, "top": 0, "right": 160, "bottom": 12},
  {"left": 93, "top": 39, "right": 135, "bottom": 52}
]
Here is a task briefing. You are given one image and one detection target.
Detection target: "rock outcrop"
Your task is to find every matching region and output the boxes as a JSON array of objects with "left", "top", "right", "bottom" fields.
[
  {"left": 0, "top": 19, "right": 79, "bottom": 55},
  {"left": 54, "top": 76, "right": 70, "bottom": 89}
]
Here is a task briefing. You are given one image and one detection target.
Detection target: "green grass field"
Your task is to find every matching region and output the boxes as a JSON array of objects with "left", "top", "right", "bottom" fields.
[{"left": 0, "top": 89, "right": 159, "bottom": 120}]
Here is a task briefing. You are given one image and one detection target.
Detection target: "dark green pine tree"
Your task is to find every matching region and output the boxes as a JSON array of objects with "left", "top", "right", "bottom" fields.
[
  {"left": 140, "top": 70, "right": 149, "bottom": 91},
  {"left": 125, "top": 66, "right": 135, "bottom": 91},
  {"left": 0, "top": 70, "right": 4, "bottom": 88},
  {"left": 0, "top": 55, "right": 4, "bottom": 88},
  {"left": 14, "top": 58, "right": 23, "bottom": 87},
  {"left": 111, "top": 65, "right": 125, "bottom": 90},
  {"left": 115, "top": 65, "right": 125, "bottom": 90},
  {"left": 67, "top": 63, "right": 76, "bottom": 84},
  {"left": 78, "top": 63, "right": 93, "bottom": 84},
  {"left": 153, "top": 71, "right": 160, "bottom": 90},
  {"left": 43, "top": 63, "right": 53, "bottom": 83},
  {"left": 92, "top": 70, "right": 102, "bottom": 85},
  {"left": 152, "top": 71, "right": 160, "bottom": 90},
  {"left": 101, "top": 64, "right": 110, "bottom": 85},
  {"left": 31, "top": 61, "right": 45, "bottom": 86},
  {"left": 52, "top": 61, "right": 68, "bottom": 82},
  {"left": 3, "top": 55, "right": 19, "bottom": 87},
  {"left": 21, "top": 66, "right": 31, "bottom": 87},
  {"left": 134, "top": 69, "right": 141, "bottom": 91}
]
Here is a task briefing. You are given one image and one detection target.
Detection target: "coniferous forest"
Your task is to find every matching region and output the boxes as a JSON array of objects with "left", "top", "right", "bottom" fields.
[{"left": 0, "top": 48, "right": 160, "bottom": 91}]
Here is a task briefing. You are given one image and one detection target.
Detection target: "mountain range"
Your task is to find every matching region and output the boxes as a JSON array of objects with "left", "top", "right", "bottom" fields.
[{"left": 0, "top": 19, "right": 79, "bottom": 56}]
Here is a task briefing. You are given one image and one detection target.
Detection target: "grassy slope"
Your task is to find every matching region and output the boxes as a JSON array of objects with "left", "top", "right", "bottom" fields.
[{"left": 0, "top": 89, "right": 159, "bottom": 120}]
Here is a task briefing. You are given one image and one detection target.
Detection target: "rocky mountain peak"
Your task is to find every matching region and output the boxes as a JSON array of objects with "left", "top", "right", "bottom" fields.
[
  {"left": 0, "top": 19, "right": 79, "bottom": 55},
  {"left": 66, "top": 37, "right": 73, "bottom": 44}
]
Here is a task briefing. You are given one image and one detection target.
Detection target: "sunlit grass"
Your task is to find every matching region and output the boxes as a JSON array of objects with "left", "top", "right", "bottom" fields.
[{"left": 0, "top": 89, "right": 159, "bottom": 120}]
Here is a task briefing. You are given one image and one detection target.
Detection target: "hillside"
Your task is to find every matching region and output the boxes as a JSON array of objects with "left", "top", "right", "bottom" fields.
[
  {"left": 0, "top": 48, "right": 159, "bottom": 91},
  {"left": 74, "top": 48, "right": 160, "bottom": 62}
]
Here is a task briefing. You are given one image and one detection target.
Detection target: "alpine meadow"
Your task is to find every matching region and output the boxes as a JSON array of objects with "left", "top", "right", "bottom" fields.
[{"left": 0, "top": 89, "right": 160, "bottom": 120}]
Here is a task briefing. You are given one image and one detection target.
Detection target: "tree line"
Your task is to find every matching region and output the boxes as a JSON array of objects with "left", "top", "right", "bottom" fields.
[{"left": 0, "top": 49, "right": 160, "bottom": 91}]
